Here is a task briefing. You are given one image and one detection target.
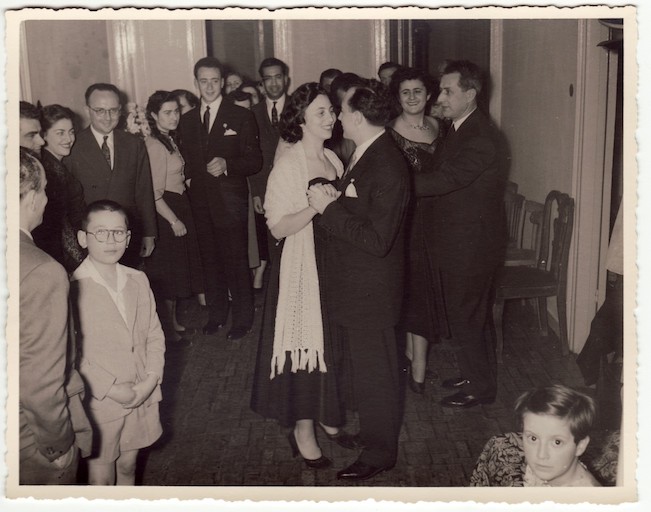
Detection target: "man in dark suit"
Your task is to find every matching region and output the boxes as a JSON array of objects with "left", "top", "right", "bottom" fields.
[
  {"left": 65, "top": 83, "right": 157, "bottom": 268},
  {"left": 19, "top": 149, "right": 80, "bottom": 484},
  {"left": 308, "top": 81, "right": 410, "bottom": 481},
  {"left": 19, "top": 101, "right": 45, "bottom": 156},
  {"left": 249, "top": 57, "right": 289, "bottom": 213},
  {"left": 415, "top": 60, "right": 506, "bottom": 408},
  {"left": 249, "top": 57, "right": 290, "bottom": 267},
  {"left": 179, "top": 57, "right": 262, "bottom": 340}
]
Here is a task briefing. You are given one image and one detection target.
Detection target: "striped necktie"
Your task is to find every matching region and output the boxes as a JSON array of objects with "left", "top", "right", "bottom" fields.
[
  {"left": 271, "top": 101, "right": 278, "bottom": 127},
  {"left": 101, "top": 135, "right": 111, "bottom": 169}
]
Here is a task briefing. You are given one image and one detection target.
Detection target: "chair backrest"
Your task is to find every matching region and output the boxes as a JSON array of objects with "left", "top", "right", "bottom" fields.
[
  {"left": 518, "top": 199, "right": 544, "bottom": 253},
  {"left": 504, "top": 189, "right": 525, "bottom": 246},
  {"left": 537, "top": 191, "right": 575, "bottom": 287},
  {"left": 505, "top": 180, "right": 518, "bottom": 194}
]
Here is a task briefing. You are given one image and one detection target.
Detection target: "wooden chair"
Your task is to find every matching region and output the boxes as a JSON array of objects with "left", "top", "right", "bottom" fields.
[
  {"left": 504, "top": 199, "right": 544, "bottom": 267},
  {"left": 492, "top": 191, "right": 575, "bottom": 362},
  {"left": 505, "top": 180, "right": 518, "bottom": 194},
  {"left": 504, "top": 189, "right": 525, "bottom": 248}
]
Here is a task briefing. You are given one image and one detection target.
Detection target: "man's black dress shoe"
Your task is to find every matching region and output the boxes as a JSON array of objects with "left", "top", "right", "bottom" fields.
[
  {"left": 441, "top": 377, "right": 471, "bottom": 389},
  {"left": 202, "top": 320, "right": 225, "bottom": 335},
  {"left": 440, "top": 391, "right": 495, "bottom": 408},
  {"left": 227, "top": 325, "right": 251, "bottom": 341},
  {"left": 317, "top": 425, "right": 363, "bottom": 450},
  {"left": 337, "top": 460, "right": 392, "bottom": 481}
]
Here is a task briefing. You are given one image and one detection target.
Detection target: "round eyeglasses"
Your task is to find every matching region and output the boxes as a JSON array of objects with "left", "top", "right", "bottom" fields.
[
  {"left": 85, "top": 229, "right": 130, "bottom": 243},
  {"left": 89, "top": 107, "right": 122, "bottom": 118}
]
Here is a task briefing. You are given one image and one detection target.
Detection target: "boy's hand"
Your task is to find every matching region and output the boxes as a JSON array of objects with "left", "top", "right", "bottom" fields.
[
  {"left": 107, "top": 382, "right": 136, "bottom": 405},
  {"left": 123, "top": 374, "right": 158, "bottom": 409}
]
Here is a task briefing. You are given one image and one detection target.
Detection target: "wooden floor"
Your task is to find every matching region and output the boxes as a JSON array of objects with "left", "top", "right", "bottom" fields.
[{"left": 135, "top": 295, "right": 621, "bottom": 487}]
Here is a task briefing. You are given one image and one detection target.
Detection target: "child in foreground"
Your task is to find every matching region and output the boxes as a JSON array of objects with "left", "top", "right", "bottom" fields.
[
  {"left": 71, "top": 200, "right": 165, "bottom": 485},
  {"left": 470, "top": 384, "right": 602, "bottom": 486},
  {"left": 515, "top": 384, "right": 600, "bottom": 487}
]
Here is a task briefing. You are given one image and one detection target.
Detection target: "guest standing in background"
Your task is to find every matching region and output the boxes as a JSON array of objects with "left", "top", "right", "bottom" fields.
[
  {"left": 308, "top": 80, "right": 410, "bottom": 481},
  {"left": 319, "top": 68, "right": 342, "bottom": 94},
  {"left": 251, "top": 83, "right": 356, "bottom": 468},
  {"left": 172, "top": 89, "right": 200, "bottom": 115},
  {"left": 65, "top": 82, "right": 157, "bottom": 268},
  {"left": 178, "top": 57, "right": 262, "bottom": 341},
  {"left": 144, "top": 90, "right": 205, "bottom": 342},
  {"left": 326, "top": 72, "right": 364, "bottom": 167},
  {"left": 32, "top": 104, "right": 86, "bottom": 273},
  {"left": 224, "top": 70, "right": 244, "bottom": 95},
  {"left": 240, "top": 80, "right": 262, "bottom": 105},
  {"left": 19, "top": 101, "right": 45, "bottom": 156},
  {"left": 387, "top": 67, "right": 442, "bottom": 394},
  {"left": 378, "top": 61, "right": 401, "bottom": 87},
  {"left": 249, "top": 57, "right": 291, "bottom": 285},
  {"left": 414, "top": 60, "right": 506, "bottom": 408}
]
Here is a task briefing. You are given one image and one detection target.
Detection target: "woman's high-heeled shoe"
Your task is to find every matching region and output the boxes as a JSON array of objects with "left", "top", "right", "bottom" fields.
[
  {"left": 408, "top": 367, "right": 425, "bottom": 394},
  {"left": 317, "top": 424, "right": 362, "bottom": 450},
  {"left": 287, "top": 431, "right": 332, "bottom": 469}
]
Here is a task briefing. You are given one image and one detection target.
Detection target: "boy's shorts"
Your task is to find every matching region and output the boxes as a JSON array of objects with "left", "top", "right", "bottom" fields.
[{"left": 88, "top": 405, "right": 162, "bottom": 464}]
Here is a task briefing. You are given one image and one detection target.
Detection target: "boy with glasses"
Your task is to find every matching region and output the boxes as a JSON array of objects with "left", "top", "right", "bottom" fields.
[{"left": 71, "top": 200, "right": 165, "bottom": 485}]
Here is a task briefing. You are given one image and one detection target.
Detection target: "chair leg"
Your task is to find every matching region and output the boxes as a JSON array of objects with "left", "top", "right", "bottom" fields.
[
  {"left": 537, "top": 297, "right": 548, "bottom": 336},
  {"left": 557, "top": 292, "right": 570, "bottom": 356},
  {"left": 492, "top": 299, "right": 505, "bottom": 364}
]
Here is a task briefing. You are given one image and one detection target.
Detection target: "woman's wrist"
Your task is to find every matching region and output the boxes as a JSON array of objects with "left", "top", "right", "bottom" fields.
[{"left": 170, "top": 218, "right": 179, "bottom": 226}]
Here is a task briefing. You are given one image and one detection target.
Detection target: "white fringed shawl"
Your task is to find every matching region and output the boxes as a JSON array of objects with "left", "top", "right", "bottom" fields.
[{"left": 264, "top": 141, "right": 343, "bottom": 379}]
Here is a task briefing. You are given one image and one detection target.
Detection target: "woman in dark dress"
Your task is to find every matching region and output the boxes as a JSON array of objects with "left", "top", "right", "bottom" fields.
[
  {"left": 387, "top": 67, "right": 446, "bottom": 393},
  {"left": 32, "top": 104, "right": 85, "bottom": 272},
  {"left": 144, "top": 90, "right": 204, "bottom": 341},
  {"left": 251, "top": 83, "right": 354, "bottom": 468}
]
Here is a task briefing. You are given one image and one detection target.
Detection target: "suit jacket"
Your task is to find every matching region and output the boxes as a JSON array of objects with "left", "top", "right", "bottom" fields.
[
  {"left": 70, "top": 260, "right": 165, "bottom": 425},
  {"left": 248, "top": 98, "right": 287, "bottom": 200},
  {"left": 414, "top": 109, "right": 507, "bottom": 276},
  {"left": 319, "top": 132, "right": 410, "bottom": 329},
  {"left": 19, "top": 231, "right": 75, "bottom": 462},
  {"left": 179, "top": 99, "right": 262, "bottom": 213},
  {"left": 65, "top": 127, "right": 157, "bottom": 238}
]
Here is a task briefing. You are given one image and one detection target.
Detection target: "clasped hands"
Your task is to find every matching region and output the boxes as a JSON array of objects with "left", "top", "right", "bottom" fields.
[
  {"left": 206, "top": 157, "right": 227, "bottom": 178},
  {"left": 307, "top": 183, "right": 341, "bottom": 214},
  {"left": 107, "top": 375, "right": 158, "bottom": 409}
]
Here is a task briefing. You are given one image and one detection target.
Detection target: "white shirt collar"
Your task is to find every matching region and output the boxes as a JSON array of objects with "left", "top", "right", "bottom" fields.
[
  {"left": 452, "top": 107, "right": 476, "bottom": 131},
  {"left": 201, "top": 96, "right": 222, "bottom": 115},
  {"left": 266, "top": 95, "right": 286, "bottom": 117},
  {"left": 351, "top": 129, "right": 385, "bottom": 165},
  {"left": 72, "top": 256, "right": 131, "bottom": 324},
  {"left": 90, "top": 125, "right": 114, "bottom": 148},
  {"left": 20, "top": 227, "right": 33, "bottom": 240}
]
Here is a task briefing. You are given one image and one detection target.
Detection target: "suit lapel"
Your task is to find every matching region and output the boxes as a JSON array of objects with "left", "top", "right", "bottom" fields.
[
  {"left": 123, "top": 274, "right": 138, "bottom": 336},
  {"left": 81, "top": 128, "right": 112, "bottom": 173}
]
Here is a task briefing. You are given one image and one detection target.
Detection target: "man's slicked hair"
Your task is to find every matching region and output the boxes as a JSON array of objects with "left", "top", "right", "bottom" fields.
[
  {"left": 193, "top": 57, "right": 224, "bottom": 78},
  {"left": 346, "top": 79, "right": 394, "bottom": 127},
  {"left": 441, "top": 60, "right": 484, "bottom": 96},
  {"left": 258, "top": 57, "right": 289, "bottom": 77},
  {"left": 84, "top": 83, "right": 122, "bottom": 105},
  {"left": 19, "top": 147, "right": 45, "bottom": 199},
  {"left": 20, "top": 101, "right": 40, "bottom": 121}
]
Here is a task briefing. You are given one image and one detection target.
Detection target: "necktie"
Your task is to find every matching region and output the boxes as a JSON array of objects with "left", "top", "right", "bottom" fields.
[
  {"left": 101, "top": 135, "right": 111, "bottom": 168},
  {"left": 343, "top": 153, "right": 357, "bottom": 179},
  {"left": 203, "top": 105, "right": 211, "bottom": 133},
  {"left": 271, "top": 101, "right": 278, "bottom": 127}
]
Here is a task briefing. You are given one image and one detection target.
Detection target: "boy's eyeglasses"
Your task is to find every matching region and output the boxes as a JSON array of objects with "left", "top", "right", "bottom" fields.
[{"left": 85, "top": 229, "right": 130, "bottom": 243}]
